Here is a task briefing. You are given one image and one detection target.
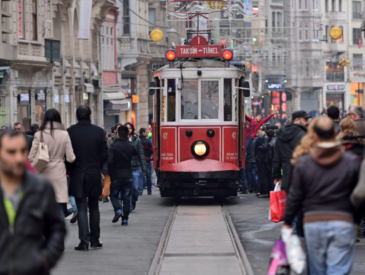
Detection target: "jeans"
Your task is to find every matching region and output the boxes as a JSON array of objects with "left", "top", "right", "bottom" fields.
[
  {"left": 245, "top": 162, "right": 258, "bottom": 192},
  {"left": 240, "top": 169, "right": 247, "bottom": 192},
  {"left": 131, "top": 167, "right": 143, "bottom": 205},
  {"left": 75, "top": 197, "right": 100, "bottom": 245},
  {"left": 67, "top": 177, "right": 77, "bottom": 212},
  {"left": 245, "top": 137, "right": 253, "bottom": 157},
  {"left": 59, "top": 203, "right": 67, "bottom": 219},
  {"left": 145, "top": 162, "right": 152, "bottom": 194},
  {"left": 360, "top": 216, "right": 365, "bottom": 237},
  {"left": 304, "top": 221, "right": 356, "bottom": 275},
  {"left": 110, "top": 178, "right": 132, "bottom": 220}
]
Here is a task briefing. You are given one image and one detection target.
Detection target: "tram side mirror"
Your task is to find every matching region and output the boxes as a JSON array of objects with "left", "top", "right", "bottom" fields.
[
  {"left": 149, "top": 82, "right": 156, "bottom": 96},
  {"left": 242, "top": 81, "right": 250, "bottom": 97}
]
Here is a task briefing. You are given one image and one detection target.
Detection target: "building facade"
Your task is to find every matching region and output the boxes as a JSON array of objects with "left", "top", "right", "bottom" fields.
[{"left": 0, "top": 0, "right": 115, "bottom": 130}]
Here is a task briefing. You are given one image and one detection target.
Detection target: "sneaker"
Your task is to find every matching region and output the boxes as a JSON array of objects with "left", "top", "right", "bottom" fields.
[
  {"left": 112, "top": 210, "right": 122, "bottom": 223},
  {"left": 256, "top": 193, "right": 261, "bottom": 197},
  {"left": 121, "top": 219, "right": 128, "bottom": 226}
]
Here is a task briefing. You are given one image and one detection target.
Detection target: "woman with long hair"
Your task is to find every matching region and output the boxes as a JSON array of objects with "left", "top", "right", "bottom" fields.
[
  {"left": 291, "top": 117, "right": 320, "bottom": 165},
  {"left": 338, "top": 117, "right": 365, "bottom": 160},
  {"left": 29, "top": 108, "right": 76, "bottom": 218}
]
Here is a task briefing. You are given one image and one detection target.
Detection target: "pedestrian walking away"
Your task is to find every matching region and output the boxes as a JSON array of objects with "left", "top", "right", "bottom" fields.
[
  {"left": 283, "top": 116, "right": 360, "bottom": 275},
  {"left": 349, "top": 105, "right": 365, "bottom": 135},
  {"left": 139, "top": 128, "right": 153, "bottom": 195},
  {"left": 125, "top": 122, "right": 147, "bottom": 211},
  {"left": 29, "top": 109, "right": 76, "bottom": 218},
  {"left": 273, "top": 110, "right": 310, "bottom": 192},
  {"left": 67, "top": 106, "right": 108, "bottom": 251},
  {"left": 0, "top": 130, "right": 66, "bottom": 275},
  {"left": 108, "top": 125, "right": 139, "bottom": 226}
]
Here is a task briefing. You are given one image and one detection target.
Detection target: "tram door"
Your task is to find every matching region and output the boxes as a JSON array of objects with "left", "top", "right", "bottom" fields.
[{"left": 152, "top": 77, "right": 162, "bottom": 170}]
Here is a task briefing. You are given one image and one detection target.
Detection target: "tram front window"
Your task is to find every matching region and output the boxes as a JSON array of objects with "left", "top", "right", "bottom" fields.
[
  {"left": 181, "top": 81, "right": 198, "bottom": 120},
  {"left": 201, "top": 81, "right": 219, "bottom": 119}
]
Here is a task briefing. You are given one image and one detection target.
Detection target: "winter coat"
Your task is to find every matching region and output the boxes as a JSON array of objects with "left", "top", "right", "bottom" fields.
[
  {"left": 352, "top": 158, "right": 365, "bottom": 209},
  {"left": 140, "top": 135, "right": 153, "bottom": 162},
  {"left": 245, "top": 114, "right": 274, "bottom": 139},
  {"left": 284, "top": 143, "right": 360, "bottom": 226},
  {"left": 246, "top": 137, "right": 256, "bottom": 163},
  {"left": 340, "top": 135, "right": 365, "bottom": 160},
  {"left": 130, "top": 135, "right": 147, "bottom": 173},
  {"left": 355, "top": 119, "right": 365, "bottom": 136},
  {"left": 273, "top": 124, "right": 306, "bottom": 191},
  {"left": 25, "top": 134, "right": 33, "bottom": 152},
  {"left": 108, "top": 137, "right": 138, "bottom": 179},
  {"left": 67, "top": 120, "right": 108, "bottom": 198},
  {"left": 0, "top": 172, "right": 66, "bottom": 275},
  {"left": 29, "top": 122, "right": 76, "bottom": 203}
]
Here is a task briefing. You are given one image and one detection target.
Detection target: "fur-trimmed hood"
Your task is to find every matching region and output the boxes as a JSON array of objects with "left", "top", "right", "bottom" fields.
[{"left": 340, "top": 135, "right": 365, "bottom": 146}]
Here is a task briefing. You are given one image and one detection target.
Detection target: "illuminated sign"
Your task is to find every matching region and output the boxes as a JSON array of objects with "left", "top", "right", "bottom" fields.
[
  {"left": 18, "top": 0, "right": 23, "bottom": 38},
  {"left": 327, "top": 84, "right": 345, "bottom": 91},
  {"left": 268, "top": 84, "right": 282, "bottom": 89}
]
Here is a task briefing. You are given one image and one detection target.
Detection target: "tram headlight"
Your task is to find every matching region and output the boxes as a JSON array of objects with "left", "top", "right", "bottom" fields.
[
  {"left": 191, "top": 140, "right": 210, "bottom": 159},
  {"left": 222, "top": 49, "right": 233, "bottom": 61},
  {"left": 165, "top": 50, "right": 176, "bottom": 61}
]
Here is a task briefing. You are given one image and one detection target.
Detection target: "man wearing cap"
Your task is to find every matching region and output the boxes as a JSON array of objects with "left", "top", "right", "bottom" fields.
[{"left": 273, "top": 110, "right": 311, "bottom": 192}]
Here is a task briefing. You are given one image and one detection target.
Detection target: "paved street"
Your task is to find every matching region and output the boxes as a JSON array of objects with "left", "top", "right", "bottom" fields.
[
  {"left": 53, "top": 191, "right": 365, "bottom": 275},
  {"left": 53, "top": 191, "right": 174, "bottom": 275},
  {"left": 225, "top": 193, "right": 365, "bottom": 275}
]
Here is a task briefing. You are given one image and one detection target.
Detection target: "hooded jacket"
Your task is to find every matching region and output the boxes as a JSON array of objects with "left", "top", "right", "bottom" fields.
[
  {"left": 273, "top": 124, "right": 306, "bottom": 191},
  {"left": 284, "top": 143, "right": 360, "bottom": 226}
]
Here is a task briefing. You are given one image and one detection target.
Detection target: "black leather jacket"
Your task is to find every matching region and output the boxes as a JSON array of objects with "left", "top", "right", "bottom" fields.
[{"left": 0, "top": 172, "right": 66, "bottom": 275}]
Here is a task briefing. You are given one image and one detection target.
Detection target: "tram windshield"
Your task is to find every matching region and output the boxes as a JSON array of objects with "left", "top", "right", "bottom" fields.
[
  {"left": 201, "top": 81, "right": 219, "bottom": 119},
  {"left": 181, "top": 81, "right": 199, "bottom": 120}
]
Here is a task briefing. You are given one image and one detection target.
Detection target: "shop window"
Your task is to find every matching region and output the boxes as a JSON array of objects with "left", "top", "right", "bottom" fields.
[
  {"left": 326, "top": 62, "right": 344, "bottom": 82},
  {"left": 181, "top": 81, "right": 198, "bottom": 120},
  {"left": 32, "top": 0, "right": 37, "bottom": 40},
  {"left": 201, "top": 81, "right": 219, "bottom": 119},
  {"left": 35, "top": 90, "right": 46, "bottom": 126},
  {"left": 224, "top": 79, "right": 232, "bottom": 121},
  {"left": 167, "top": 79, "right": 176, "bottom": 122}
]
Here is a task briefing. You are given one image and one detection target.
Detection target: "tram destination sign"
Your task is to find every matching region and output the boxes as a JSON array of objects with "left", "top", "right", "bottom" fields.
[{"left": 176, "top": 45, "right": 222, "bottom": 58}]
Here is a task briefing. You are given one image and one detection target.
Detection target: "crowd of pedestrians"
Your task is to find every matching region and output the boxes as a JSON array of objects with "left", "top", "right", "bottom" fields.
[{"left": 245, "top": 105, "right": 365, "bottom": 273}]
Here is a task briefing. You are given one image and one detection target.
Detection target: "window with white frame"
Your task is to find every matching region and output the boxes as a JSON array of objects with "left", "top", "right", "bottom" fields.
[
  {"left": 149, "top": 9, "right": 155, "bottom": 34},
  {"left": 305, "top": 60, "right": 310, "bottom": 76},
  {"left": 304, "top": 0, "right": 308, "bottom": 9},
  {"left": 305, "top": 25, "right": 309, "bottom": 40},
  {"left": 313, "top": 0, "right": 319, "bottom": 10},
  {"left": 299, "top": 0, "right": 302, "bottom": 9},
  {"left": 299, "top": 24, "right": 303, "bottom": 40},
  {"left": 101, "top": 22, "right": 115, "bottom": 70},
  {"left": 353, "top": 1, "right": 362, "bottom": 19},
  {"left": 313, "top": 60, "right": 320, "bottom": 77}
]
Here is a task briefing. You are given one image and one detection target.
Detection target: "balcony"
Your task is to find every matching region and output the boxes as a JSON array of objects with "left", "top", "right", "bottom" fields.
[
  {"left": 325, "top": 11, "right": 346, "bottom": 22},
  {"left": 328, "top": 41, "right": 346, "bottom": 53},
  {"left": 271, "top": 0, "right": 283, "bottom": 7}
]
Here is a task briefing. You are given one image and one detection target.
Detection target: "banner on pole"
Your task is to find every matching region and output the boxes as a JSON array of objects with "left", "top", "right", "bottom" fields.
[{"left": 78, "top": 0, "right": 92, "bottom": 40}]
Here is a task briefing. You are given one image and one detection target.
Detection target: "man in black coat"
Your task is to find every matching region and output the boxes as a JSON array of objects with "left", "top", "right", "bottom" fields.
[
  {"left": 273, "top": 110, "right": 310, "bottom": 192},
  {"left": 13, "top": 122, "right": 33, "bottom": 152},
  {"left": 67, "top": 106, "right": 108, "bottom": 251}
]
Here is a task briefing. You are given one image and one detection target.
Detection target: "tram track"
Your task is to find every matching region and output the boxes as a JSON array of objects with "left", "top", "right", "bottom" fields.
[{"left": 148, "top": 201, "right": 254, "bottom": 275}]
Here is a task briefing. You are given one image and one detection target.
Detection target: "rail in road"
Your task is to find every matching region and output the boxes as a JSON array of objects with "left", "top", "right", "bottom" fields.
[{"left": 148, "top": 202, "right": 254, "bottom": 275}]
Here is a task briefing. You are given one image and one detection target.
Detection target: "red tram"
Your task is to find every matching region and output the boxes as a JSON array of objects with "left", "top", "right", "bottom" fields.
[{"left": 150, "top": 1, "right": 250, "bottom": 198}]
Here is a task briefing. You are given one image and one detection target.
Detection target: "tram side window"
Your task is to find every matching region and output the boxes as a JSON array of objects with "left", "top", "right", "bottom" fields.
[
  {"left": 224, "top": 79, "right": 232, "bottom": 121},
  {"left": 201, "top": 81, "right": 219, "bottom": 119},
  {"left": 181, "top": 81, "right": 199, "bottom": 120},
  {"left": 167, "top": 79, "right": 176, "bottom": 122}
]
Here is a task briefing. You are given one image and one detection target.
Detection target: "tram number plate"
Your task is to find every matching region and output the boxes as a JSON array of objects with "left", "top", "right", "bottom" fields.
[{"left": 176, "top": 45, "right": 222, "bottom": 58}]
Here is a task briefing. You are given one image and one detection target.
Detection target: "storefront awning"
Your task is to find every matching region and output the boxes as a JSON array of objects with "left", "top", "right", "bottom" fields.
[
  {"left": 84, "top": 83, "right": 94, "bottom": 93},
  {"left": 103, "top": 92, "right": 125, "bottom": 100},
  {"left": 105, "top": 99, "right": 131, "bottom": 115}
]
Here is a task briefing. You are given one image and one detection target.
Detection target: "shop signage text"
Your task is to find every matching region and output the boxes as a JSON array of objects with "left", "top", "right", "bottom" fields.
[{"left": 327, "top": 84, "right": 345, "bottom": 91}]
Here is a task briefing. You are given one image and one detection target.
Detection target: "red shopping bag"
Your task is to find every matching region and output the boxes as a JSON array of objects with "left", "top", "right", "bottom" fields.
[{"left": 270, "top": 184, "right": 287, "bottom": 223}]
